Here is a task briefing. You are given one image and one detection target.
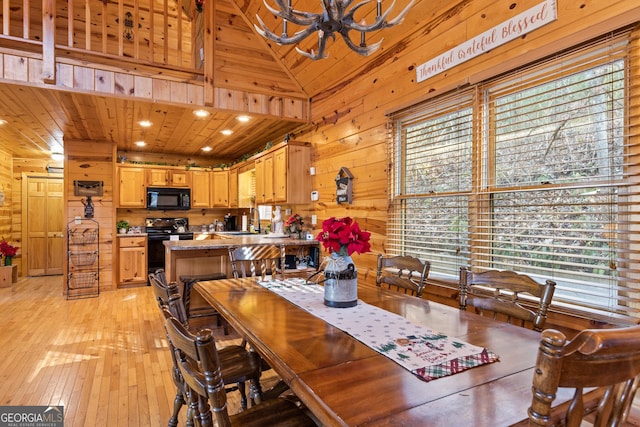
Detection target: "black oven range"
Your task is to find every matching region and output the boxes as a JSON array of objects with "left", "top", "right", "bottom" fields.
[{"left": 145, "top": 217, "right": 194, "bottom": 277}]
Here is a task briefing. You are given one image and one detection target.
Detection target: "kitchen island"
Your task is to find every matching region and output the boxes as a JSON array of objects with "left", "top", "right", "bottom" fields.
[{"left": 163, "top": 234, "right": 319, "bottom": 284}]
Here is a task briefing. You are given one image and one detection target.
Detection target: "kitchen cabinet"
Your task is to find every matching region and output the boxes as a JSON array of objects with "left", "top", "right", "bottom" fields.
[
  {"left": 147, "top": 168, "right": 191, "bottom": 187},
  {"left": 211, "top": 170, "right": 229, "bottom": 207},
  {"left": 255, "top": 152, "right": 274, "bottom": 204},
  {"left": 191, "top": 170, "right": 211, "bottom": 207},
  {"left": 117, "top": 235, "right": 147, "bottom": 285},
  {"left": 273, "top": 147, "right": 287, "bottom": 202},
  {"left": 254, "top": 142, "right": 311, "bottom": 205},
  {"left": 118, "top": 167, "right": 146, "bottom": 207},
  {"left": 228, "top": 167, "right": 238, "bottom": 208}
]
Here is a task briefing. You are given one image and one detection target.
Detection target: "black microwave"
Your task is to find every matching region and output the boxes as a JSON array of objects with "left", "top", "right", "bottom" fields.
[{"left": 146, "top": 187, "right": 191, "bottom": 210}]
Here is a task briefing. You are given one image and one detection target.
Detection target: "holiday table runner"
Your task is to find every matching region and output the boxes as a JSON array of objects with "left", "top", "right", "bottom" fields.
[{"left": 257, "top": 278, "right": 499, "bottom": 382}]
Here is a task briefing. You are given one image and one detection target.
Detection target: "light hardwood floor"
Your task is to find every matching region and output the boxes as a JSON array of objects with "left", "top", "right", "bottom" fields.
[
  {"left": 0, "top": 275, "right": 257, "bottom": 426},
  {"left": 3, "top": 275, "right": 640, "bottom": 426}
]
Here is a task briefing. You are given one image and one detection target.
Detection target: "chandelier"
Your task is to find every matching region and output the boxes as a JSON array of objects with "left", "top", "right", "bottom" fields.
[{"left": 255, "top": 0, "right": 415, "bottom": 60}]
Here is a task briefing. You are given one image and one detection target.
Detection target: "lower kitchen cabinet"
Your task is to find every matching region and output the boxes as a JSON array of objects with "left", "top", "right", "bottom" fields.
[{"left": 117, "top": 235, "right": 148, "bottom": 286}]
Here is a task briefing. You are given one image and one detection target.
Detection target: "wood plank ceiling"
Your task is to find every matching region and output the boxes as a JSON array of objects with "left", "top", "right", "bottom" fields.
[{"left": 0, "top": 0, "right": 430, "bottom": 163}]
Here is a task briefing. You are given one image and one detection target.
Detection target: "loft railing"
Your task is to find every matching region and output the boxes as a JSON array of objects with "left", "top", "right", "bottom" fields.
[{"left": 0, "top": 0, "right": 202, "bottom": 76}]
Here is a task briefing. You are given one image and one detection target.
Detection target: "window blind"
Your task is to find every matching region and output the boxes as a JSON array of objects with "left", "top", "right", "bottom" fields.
[
  {"left": 388, "top": 29, "right": 640, "bottom": 318},
  {"left": 389, "top": 90, "right": 475, "bottom": 276}
]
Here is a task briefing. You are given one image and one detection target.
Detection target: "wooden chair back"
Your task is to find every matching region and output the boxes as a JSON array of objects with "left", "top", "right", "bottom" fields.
[
  {"left": 152, "top": 268, "right": 168, "bottom": 286},
  {"left": 149, "top": 271, "right": 188, "bottom": 326},
  {"left": 164, "top": 313, "right": 233, "bottom": 427},
  {"left": 376, "top": 254, "right": 430, "bottom": 297},
  {"left": 459, "top": 267, "right": 556, "bottom": 331},
  {"left": 228, "top": 245, "right": 285, "bottom": 280},
  {"left": 529, "top": 326, "right": 640, "bottom": 426}
]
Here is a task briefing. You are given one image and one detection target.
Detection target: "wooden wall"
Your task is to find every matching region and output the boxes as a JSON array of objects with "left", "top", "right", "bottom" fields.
[
  {"left": 0, "top": 147, "right": 12, "bottom": 244},
  {"left": 65, "top": 140, "right": 116, "bottom": 292},
  {"left": 295, "top": 0, "right": 640, "bottom": 293}
]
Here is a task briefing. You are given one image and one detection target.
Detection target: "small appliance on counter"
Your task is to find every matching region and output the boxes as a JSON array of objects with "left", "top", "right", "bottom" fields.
[{"left": 224, "top": 213, "right": 237, "bottom": 231}]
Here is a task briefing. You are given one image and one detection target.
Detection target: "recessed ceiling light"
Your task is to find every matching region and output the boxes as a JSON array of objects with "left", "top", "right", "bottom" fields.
[
  {"left": 51, "top": 152, "right": 64, "bottom": 161},
  {"left": 194, "top": 109, "right": 210, "bottom": 118},
  {"left": 135, "top": 141, "right": 146, "bottom": 147},
  {"left": 237, "top": 115, "right": 250, "bottom": 123},
  {"left": 138, "top": 120, "right": 152, "bottom": 127},
  {"left": 221, "top": 129, "right": 233, "bottom": 136},
  {"left": 201, "top": 146, "right": 212, "bottom": 152},
  {"left": 0, "top": 119, "right": 7, "bottom": 125}
]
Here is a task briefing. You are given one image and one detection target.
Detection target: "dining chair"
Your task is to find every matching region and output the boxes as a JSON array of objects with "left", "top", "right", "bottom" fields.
[
  {"left": 228, "top": 245, "right": 285, "bottom": 280},
  {"left": 459, "top": 267, "right": 556, "bottom": 331},
  {"left": 180, "top": 272, "right": 229, "bottom": 335},
  {"left": 376, "top": 254, "right": 430, "bottom": 297},
  {"left": 528, "top": 326, "right": 640, "bottom": 426},
  {"left": 150, "top": 272, "right": 264, "bottom": 417},
  {"left": 163, "top": 313, "right": 318, "bottom": 427}
]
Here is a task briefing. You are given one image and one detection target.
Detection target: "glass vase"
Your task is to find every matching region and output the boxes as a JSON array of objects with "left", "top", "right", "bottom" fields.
[
  {"left": 324, "top": 253, "right": 357, "bottom": 308},
  {"left": 4, "top": 256, "right": 12, "bottom": 266}
]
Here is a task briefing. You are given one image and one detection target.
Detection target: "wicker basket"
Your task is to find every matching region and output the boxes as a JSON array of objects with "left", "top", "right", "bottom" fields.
[
  {"left": 69, "top": 229, "right": 98, "bottom": 245},
  {"left": 68, "top": 272, "right": 98, "bottom": 289},
  {"left": 69, "top": 251, "right": 98, "bottom": 266}
]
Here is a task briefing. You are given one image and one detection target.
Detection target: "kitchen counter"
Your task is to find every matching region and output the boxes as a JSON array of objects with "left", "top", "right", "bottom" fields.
[
  {"left": 162, "top": 235, "right": 319, "bottom": 285},
  {"left": 164, "top": 234, "right": 316, "bottom": 250}
]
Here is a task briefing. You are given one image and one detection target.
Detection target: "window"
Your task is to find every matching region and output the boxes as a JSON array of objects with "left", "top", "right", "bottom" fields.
[{"left": 388, "top": 31, "right": 640, "bottom": 318}]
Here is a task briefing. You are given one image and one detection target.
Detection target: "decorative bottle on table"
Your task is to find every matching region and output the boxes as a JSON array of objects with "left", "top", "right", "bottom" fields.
[{"left": 316, "top": 217, "right": 371, "bottom": 308}]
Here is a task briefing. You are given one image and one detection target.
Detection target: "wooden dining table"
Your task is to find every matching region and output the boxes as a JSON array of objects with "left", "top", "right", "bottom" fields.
[{"left": 194, "top": 278, "right": 576, "bottom": 426}]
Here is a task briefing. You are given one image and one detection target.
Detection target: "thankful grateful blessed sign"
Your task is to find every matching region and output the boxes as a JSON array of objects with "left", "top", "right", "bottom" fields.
[{"left": 416, "top": 0, "right": 557, "bottom": 83}]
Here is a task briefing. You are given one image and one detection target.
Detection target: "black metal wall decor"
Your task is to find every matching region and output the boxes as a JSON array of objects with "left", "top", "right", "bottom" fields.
[
  {"left": 83, "top": 196, "right": 95, "bottom": 218},
  {"left": 335, "top": 167, "right": 354, "bottom": 204}
]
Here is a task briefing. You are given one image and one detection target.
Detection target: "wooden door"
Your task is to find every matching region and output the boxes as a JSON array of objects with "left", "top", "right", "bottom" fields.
[{"left": 26, "top": 176, "right": 64, "bottom": 276}]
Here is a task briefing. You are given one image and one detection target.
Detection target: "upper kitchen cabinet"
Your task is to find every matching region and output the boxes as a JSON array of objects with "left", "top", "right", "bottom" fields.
[
  {"left": 255, "top": 152, "right": 274, "bottom": 204},
  {"left": 118, "top": 166, "right": 146, "bottom": 208},
  {"left": 254, "top": 142, "right": 311, "bottom": 205},
  {"left": 147, "top": 167, "right": 191, "bottom": 187},
  {"left": 238, "top": 165, "right": 256, "bottom": 208},
  {"left": 229, "top": 167, "right": 238, "bottom": 208},
  {"left": 211, "top": 170, "right": 229, "bottom": 207},
  {"left": 191, "top": 170, "right": 211, "bottom": 208}
]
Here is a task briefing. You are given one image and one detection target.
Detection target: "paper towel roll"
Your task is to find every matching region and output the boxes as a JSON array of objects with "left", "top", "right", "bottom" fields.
[{"left": 241, "top": 214, "right": 248, "bottom": 231}]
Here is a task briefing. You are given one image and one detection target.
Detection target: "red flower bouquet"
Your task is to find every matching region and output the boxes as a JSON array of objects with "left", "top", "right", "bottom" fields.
[
  {"left": 0, "top": 239, "right": 18, "bottom": 265},
  {"left": 284, "top": 213, "right": 304, "bottom": 230},
  {"left": 316, "top": 217, "right": 371, "bottom": 256},
  {"left": 0, "top": 240, "right": 18, "bottom": 257}
]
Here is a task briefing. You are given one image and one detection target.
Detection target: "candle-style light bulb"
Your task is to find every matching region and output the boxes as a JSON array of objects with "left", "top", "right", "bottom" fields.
[{"left": 377, "top": 0, "right": 382, "bottom": 17}]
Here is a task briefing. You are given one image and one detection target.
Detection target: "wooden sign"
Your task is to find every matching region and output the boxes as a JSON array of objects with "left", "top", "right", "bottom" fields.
[
  {"left": 335, "top": 167, "right": 354, "bottom": 204},
  {"left": 416, "top": 0, "right": 557, "bottom": 83}
]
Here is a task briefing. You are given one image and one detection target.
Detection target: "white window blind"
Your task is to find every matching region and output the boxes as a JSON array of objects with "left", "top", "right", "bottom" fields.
[
  {"left": 388, "top": 30, "right": 640, "bottom": 318},
  {"left": 389, "top": 91, "right": 474, "bottom": 276}
]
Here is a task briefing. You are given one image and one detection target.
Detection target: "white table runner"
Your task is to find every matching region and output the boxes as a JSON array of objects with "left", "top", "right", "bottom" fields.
[{"left": 257, "top": 278, "right": 499, "bottom": 382}]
